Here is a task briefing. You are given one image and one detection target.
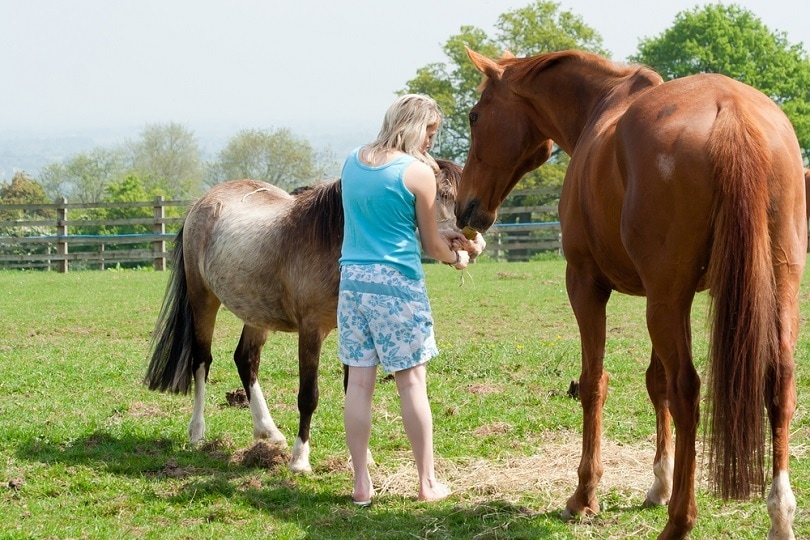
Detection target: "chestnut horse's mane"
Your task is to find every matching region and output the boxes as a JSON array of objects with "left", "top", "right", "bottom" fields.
[{"left": 499, "top": 49, "right": 652, "bottom": 89}]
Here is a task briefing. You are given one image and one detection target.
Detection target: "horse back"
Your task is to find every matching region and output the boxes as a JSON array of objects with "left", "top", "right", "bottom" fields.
[{"left": 182, "top": 179, "right": 341, "bottom": 332}]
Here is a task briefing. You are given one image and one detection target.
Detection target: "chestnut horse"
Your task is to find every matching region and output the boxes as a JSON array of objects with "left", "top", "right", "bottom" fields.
[
  {"left": 455, "top": 48, "right": 805, "bottom": 539},
  {"left": 145, "top": 159, "right": 483, "bottom": 472}
]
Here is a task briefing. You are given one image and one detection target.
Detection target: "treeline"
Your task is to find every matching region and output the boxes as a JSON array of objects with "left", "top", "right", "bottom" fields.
[
  {"left": 3, "top": 1, "right": 809, "bottom": 238},
  {"left": 0, "top": 123, "right": 339, "bottom": 238}
]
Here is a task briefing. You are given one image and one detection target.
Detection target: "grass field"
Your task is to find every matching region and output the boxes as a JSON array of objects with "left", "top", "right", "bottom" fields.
[{"left": 1, "top": 258, "right": 808, "bottom": 539}]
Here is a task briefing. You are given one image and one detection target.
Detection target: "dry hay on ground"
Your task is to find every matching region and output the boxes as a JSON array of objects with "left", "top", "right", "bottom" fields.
[{"left": 372, "top": 431, "right": 713, "bottom": 509}]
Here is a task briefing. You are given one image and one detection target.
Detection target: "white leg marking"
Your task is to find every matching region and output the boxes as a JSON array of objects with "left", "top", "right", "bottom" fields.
[
  {"left": 290, "top": 437, "right": 312, "bottom": 473},
  {"left": 645, "top": 452, "right": 674, "bottom": 506},
  {"left": 188, "top": 365, "right": 207, "bottom": 444},
  {"left": 249, "top": 381, "right": 286, "bottom": 445},
  {"left": 767, "top": 470, "right": 796, "bottom": 540}
]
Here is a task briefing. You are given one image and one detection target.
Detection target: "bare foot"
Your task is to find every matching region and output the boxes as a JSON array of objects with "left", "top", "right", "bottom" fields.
[
  {"left": 418, "top": 481, "right": 451, "bottom": 502},
  {"left": 352, "top": 472, "right": 375, "bottom": 505}
]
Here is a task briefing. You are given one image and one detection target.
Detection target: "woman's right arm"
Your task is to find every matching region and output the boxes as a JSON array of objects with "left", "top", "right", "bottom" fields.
[{"left": 404, "top": 161, "right": 469, "bottom": 270}]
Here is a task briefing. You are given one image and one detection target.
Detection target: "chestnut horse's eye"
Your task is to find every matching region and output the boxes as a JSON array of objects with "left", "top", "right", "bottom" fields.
[{"left": 469, "top": 112, "right": 478, "bottom": 126}]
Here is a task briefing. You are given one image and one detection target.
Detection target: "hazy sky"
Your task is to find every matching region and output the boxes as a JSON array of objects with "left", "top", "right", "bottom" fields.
[{"left": 1, "top": 0, "right": 807, "bottom": 144}]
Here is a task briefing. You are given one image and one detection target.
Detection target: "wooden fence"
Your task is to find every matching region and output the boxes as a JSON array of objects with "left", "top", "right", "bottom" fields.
[
  {"left": 0, "top": 192, "right": 562, "bottom": 271},
  {"left": 0, "top": 197, "right": 187, "bottom": 271}
]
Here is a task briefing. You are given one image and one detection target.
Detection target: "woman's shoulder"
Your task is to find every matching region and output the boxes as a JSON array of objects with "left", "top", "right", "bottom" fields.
[{"left": 403, "top": 159, "right": 436, "bottom": 196}]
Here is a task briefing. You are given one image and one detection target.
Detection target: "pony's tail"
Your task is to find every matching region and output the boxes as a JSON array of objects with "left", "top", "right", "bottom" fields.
[
  {"left": 705, "top": 105, "right": 778, "bottom": 500},
  {"left": 144, "top": 226, "right": 196, "bottom": 394}
]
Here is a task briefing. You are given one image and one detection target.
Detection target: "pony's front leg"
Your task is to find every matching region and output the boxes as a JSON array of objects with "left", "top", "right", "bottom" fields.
[
  {"left": 289, "top": 325, "right": 325, "bottom": 473},
  {"left": 189, "top": 364, "right": 207, "bottom": 444},
  {"left": 644, "top": 350, "right": 674, "bottom": 507},
  {"left": 234, "top": 327, "right": 287, "bottom": 446},
  {"left": 562, "top": 267, "right": 611, "bottom": 519}
]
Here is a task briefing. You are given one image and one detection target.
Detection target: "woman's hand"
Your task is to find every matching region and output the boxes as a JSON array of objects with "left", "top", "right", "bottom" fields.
[{"left": 444, "top": 249, "right": 470, "bottom": 270}]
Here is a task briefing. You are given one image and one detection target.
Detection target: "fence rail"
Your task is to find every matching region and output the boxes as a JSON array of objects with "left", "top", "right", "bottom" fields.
[
  {"left": 0, "top": 193, "right": 562, "bottom": 271},
  {"left": 0, "top": 196, "right": 189, "bottom": 271}
]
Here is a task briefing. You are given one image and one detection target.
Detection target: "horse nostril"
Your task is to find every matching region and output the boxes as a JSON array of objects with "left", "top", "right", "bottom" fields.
[{"left": 455, "top": 199, "right": 479, "bottom": 229}]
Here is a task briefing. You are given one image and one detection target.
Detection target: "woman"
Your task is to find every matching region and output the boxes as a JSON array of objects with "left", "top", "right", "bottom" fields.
[{"left": 338, "top": 94, "right": 472, "bottom": 506}]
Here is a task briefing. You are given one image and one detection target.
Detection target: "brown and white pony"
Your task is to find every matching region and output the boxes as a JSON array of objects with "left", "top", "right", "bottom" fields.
[
  {"left": 144, "top": 160, "right": 483, "bottom": 473},
  {"left": 455, "top": 48, "right": 805, "bottom": 539}
]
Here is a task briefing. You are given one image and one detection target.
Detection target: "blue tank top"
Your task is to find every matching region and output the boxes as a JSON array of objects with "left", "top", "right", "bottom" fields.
[{"left": 339, "top": 147, "right": 424, "bottom": 280}]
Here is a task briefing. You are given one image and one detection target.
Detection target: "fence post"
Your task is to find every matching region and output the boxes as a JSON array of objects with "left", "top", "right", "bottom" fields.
[
  {"left": 153, "top": 196, "right": 166, "bottom": 271},
  {"left": 56, "top": 197, "right": 68, "bottom": 273}
]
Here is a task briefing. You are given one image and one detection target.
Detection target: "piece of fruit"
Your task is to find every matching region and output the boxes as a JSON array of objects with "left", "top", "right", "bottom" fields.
[{"left": 462, "top": 226, "right": 478, "bottom": 240}]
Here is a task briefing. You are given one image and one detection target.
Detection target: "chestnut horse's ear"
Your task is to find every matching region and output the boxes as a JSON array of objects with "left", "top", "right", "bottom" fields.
[
  {"left": 502, "top": 50, "right": 515, "bottom": 59},
  {"left": 465, "top": 46, "right": 504, "bottom": 79}
]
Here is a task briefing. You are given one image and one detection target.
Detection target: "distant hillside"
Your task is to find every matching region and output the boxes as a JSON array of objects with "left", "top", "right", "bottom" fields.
[{"left": 0, "top": 125, "right": 373, "bottom": 183}]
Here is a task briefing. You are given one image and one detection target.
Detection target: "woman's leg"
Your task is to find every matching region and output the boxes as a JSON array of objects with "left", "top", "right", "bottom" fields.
[
  {"left": 395, "top": 364, "right": 450, "bottom": 501},
  {"left": 345, "top": 365, "right": 378, "bottom": 502}
]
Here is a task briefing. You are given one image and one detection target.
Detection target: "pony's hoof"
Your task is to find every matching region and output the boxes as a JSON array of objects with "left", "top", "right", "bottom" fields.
[
  {"left": 188, "top": 422, "right": 206, "bottom": 445},
  {"left": 290, "top": 438, "right": 311, "bottom": 473},
  {"left": 290, "top": 461, "right": 312, "bottom": 474},
  {"left": 644, "top": 492, "right": 670, "bottom": 508},
  {"left": 255, "top": 429, "right": 287, "bottom": 448}
]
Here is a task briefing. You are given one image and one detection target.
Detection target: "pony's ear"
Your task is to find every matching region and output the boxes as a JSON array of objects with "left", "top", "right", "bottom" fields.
[
  {"left": 502, "top": 50, "right": 515, "bottom": 59},
  {"left": 465, "top": 47, "right": 504, "bottom": 79}
]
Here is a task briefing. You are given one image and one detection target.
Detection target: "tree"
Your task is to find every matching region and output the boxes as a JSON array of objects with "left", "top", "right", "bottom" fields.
[
  {"left": 126, "top": 123, "right": 204, "bottom": 198},
  {"left": 630, "top": 3, "right": 810, "bottom": 161},
  {"left": 0, "top": 172, "right": 50, "bottom": 221},
  {"left": 205, "top": 128, "right": 335, "bottom": 192},
  {"left": 38, "top": 147, "right": 125, "bottom": 203},
  {"left": 102, "top": 174, "right": 152, "bottom": 235},
  {"left": 403, "top": 0, "right": 608, "bottom": 164}
]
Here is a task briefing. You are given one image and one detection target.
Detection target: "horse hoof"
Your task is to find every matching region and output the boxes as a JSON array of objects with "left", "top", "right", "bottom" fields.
[
  {"left": 289, "top": 438, "right": 311, "bottom": 473},
  {"left": 644, "top": 494, "right": 669, "bottom": 508},
  {"left": 563, "top": 496, "right": 599, "bottom": 521},
  {"left": 255, "top": 430, "right": 287, "bottom": 447},
  {"left": 188, "top": 422, "right": 206, "bottom": 444},
  {"left": 290, "top": 460, "right": 312, "bottom": 474}
]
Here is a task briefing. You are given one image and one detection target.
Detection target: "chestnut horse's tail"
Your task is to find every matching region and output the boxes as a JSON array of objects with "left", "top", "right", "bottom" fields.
[
  {"left": 705, "top": 105, "right": 779, "bottom": 500},
  {"left": 144, "top": 226, "right": 196, "bottom": 394}
]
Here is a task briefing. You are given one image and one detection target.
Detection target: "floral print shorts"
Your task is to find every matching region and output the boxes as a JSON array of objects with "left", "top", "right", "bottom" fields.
[{"left": 338, "top": 264, "right": 439, "bottom": 373}]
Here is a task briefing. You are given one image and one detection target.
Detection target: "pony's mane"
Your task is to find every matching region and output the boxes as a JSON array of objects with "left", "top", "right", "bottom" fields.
[
  {"left": 293, "top": 179, "right": 343, "bottom": 251},
  {"left": 291, "top": 160, "right": 460, "bottom": 252},
  {"left": 436, "top": 159, "right": 461, "bottom": 205}
]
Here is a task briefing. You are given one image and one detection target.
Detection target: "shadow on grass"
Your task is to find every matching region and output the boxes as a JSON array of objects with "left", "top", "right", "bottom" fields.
[
  {"left": 15, "top": 430, "right": 239, "bottom": 477},
  {"left": 14, "top": 430, "right": 661, "bottom": 538}
]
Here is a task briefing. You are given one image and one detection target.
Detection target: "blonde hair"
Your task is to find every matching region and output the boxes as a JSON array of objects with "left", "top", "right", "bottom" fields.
[{"left": 365, "top": 94, "right": 442, "bottom": 171}]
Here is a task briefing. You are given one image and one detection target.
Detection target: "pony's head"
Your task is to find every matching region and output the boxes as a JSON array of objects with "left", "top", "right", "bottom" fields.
[
  {"left": 436, "top": 158, "right": 486, "bottom": 260},
  {"left": 455, "top": 47, "right": 554, "bottom": 233},
  {"left": 435, "top": 158, "right": 461, "bottom": 229}
]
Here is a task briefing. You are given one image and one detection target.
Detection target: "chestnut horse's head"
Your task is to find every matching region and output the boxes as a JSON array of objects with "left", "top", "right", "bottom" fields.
[{"left": 456, "top": 47, "right": 554, "bottom": 233}]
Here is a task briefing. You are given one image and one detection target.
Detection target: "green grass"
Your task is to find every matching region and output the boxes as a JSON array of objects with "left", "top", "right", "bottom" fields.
[{"left": 0, "top": 259, "right": 808, "bottom": 539}]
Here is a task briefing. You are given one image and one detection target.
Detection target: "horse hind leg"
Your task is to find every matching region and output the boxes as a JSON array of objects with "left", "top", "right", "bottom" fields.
[
  {"left": 644, "top": 349, "right": 675, "bottom": 507},
  {"left": 234, "top": 326, "right": 287, "bottom": 446},
  {"left": 643, "top": 292, "right": 701, "bottom": 540},
  {"left": 188, "top": 290, "right": 220, "bottom": 444},
  {"left": 765, "top": 262, "right": 800, "bottom": 539}
]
